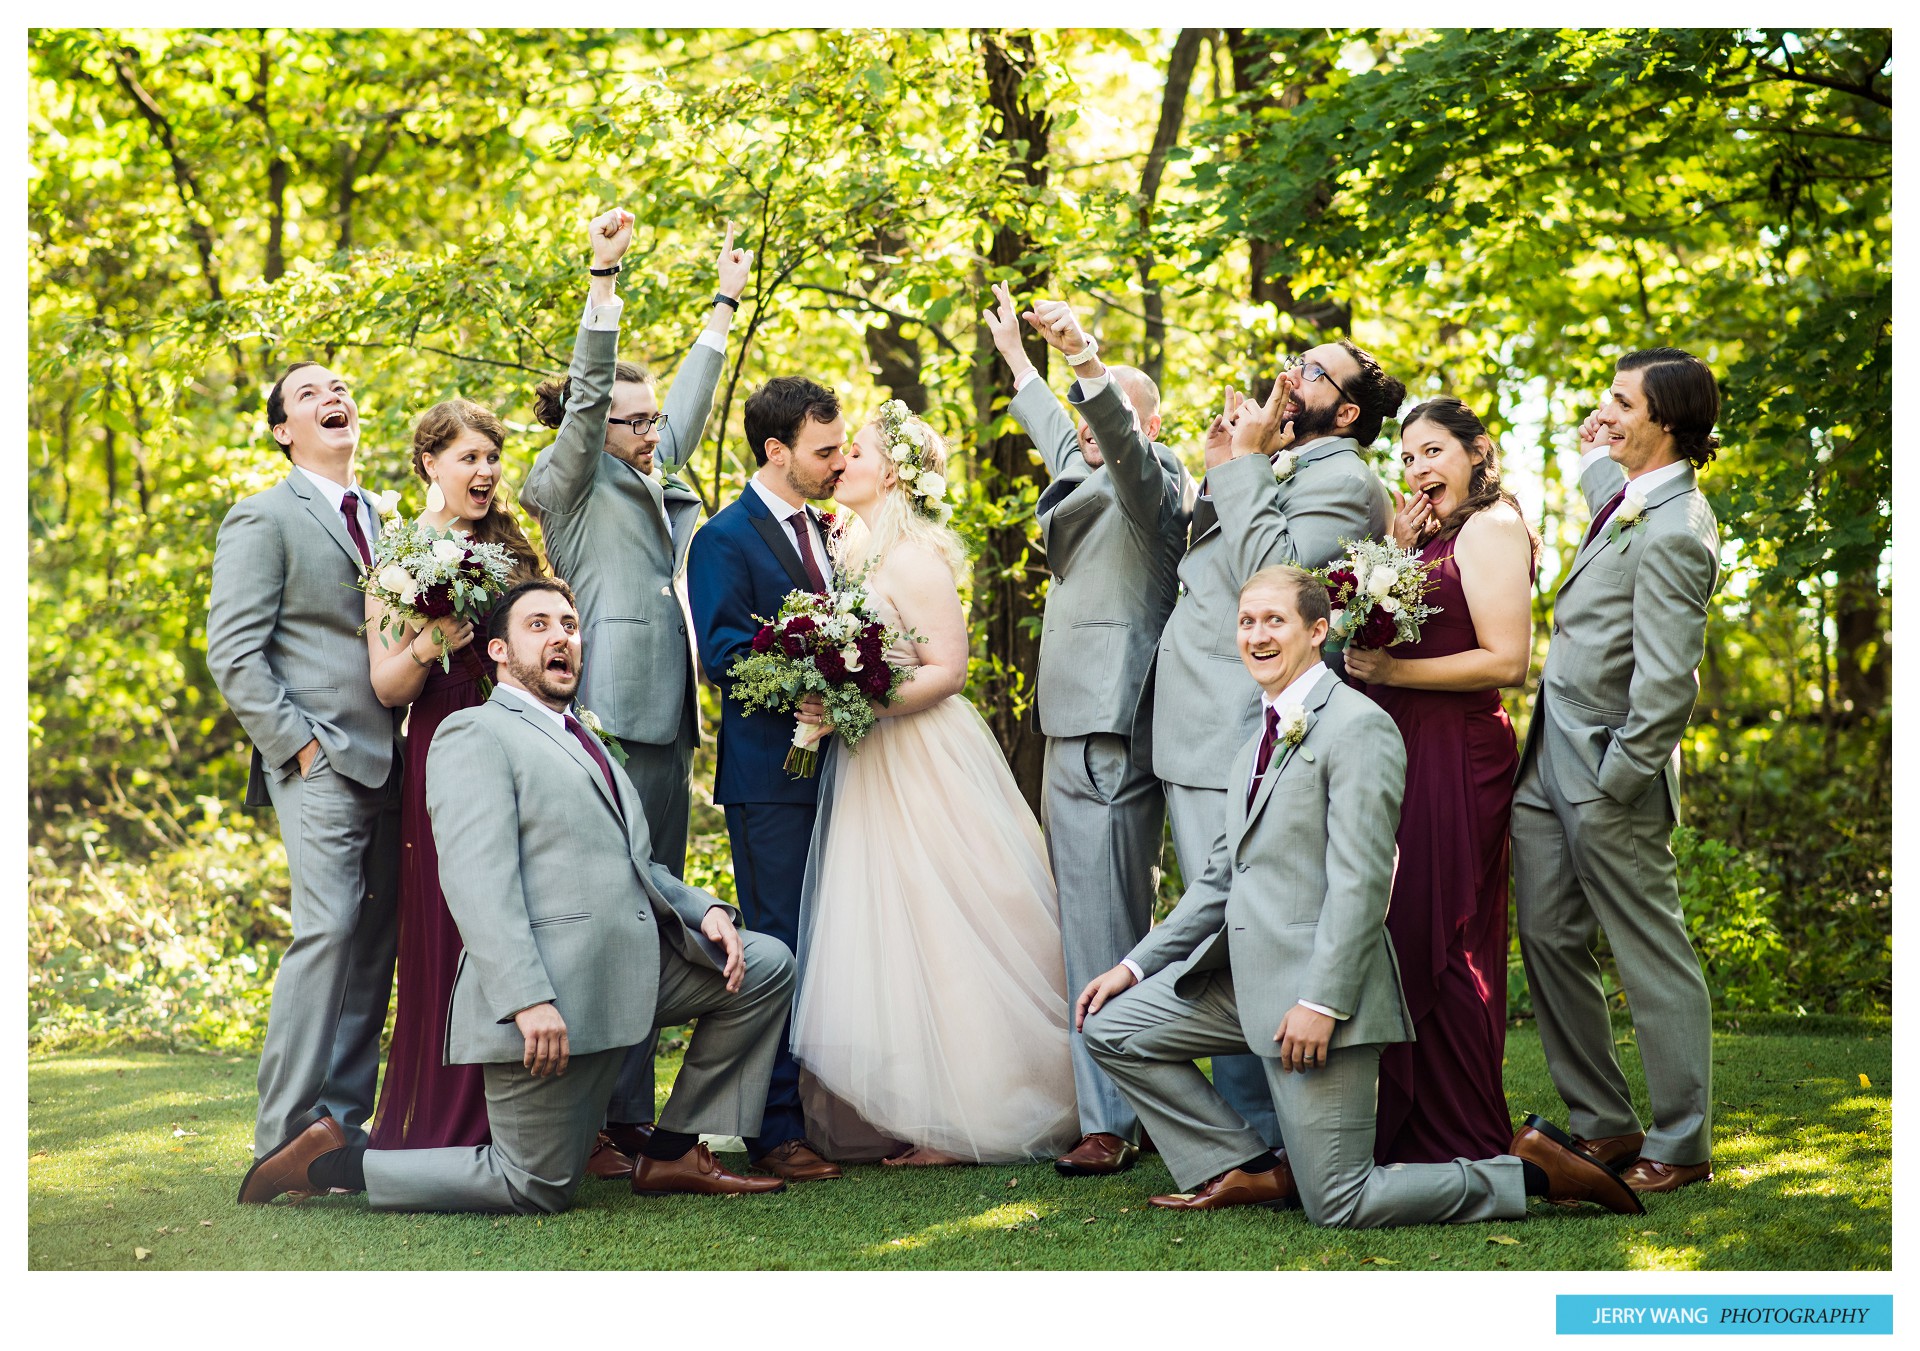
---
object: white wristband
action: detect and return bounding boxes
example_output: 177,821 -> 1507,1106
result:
1063,333 -> 1100,367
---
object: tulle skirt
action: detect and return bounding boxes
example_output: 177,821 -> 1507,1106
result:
791,695 -> 1079,1163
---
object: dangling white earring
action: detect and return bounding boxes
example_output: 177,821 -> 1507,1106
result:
425,479 -> 447,513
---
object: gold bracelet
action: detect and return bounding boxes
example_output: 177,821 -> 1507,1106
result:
408,641 -> 432,668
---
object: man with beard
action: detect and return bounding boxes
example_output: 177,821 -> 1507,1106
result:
1148,340 -> 1400,1144
236,579 -> 798,1212
684,376 -> 848,1184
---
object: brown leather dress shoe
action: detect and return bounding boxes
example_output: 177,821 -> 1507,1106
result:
754,1138 -> 843,1182
1573,1130 -> 1646,1170
632,1143 -> 787,1196
237,1114 -> 347,1205
586,1132 -> 637,1181
1055,1133 -> 1141,1176
1620,1157 -> 1712,1193
1510,1115 -> 1644,1215
1148,1158 -> 1296,1212
600,1121 -> 655,1157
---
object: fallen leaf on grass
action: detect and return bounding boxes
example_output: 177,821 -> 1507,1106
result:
1024,1209 -> 1038,1220
1360,1256 -> 1396,1265
1082,1217 -> 1099,1225
1639,1230 -> 1657,1236
171,1128 -> 198,1138
1171,1237 -> 1183,1244
133,1248 -> 150,1261
1005,1177 -> 1019,1188
1486,1234 -> 1521,1246
1859,1073 -> 1872,1088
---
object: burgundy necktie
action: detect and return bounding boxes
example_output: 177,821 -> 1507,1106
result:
1582,486 -> 1629,547
788,513 -> 828,592
1246,704 -> 1282,809
339,491 -> 373,568
564,714 -> 621,806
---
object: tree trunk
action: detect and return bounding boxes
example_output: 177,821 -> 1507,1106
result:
862,226 -> 928,413
1135,29 -> 1205,389
254,35 -> 287,284
972,30 -> 1052,813
1831,573 -> 1889,722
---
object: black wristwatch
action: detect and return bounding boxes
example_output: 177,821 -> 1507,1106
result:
712,292 -> 740,311
589,263 -> 621,277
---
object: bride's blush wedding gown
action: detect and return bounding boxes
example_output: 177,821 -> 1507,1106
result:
790,583 -> 1078,1163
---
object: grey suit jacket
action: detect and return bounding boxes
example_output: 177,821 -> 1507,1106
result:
1010,377 -> 1189,740
521,324 -> 718,745
205,470 -> 401,797
1151,441 -> 1391,790
1521,456 -> 1720,817
1126,668 -> 1414,1054
425,690 -> 737,1065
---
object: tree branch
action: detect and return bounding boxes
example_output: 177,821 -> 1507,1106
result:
789,284 -> 962,354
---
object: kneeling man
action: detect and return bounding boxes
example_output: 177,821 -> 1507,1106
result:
1078,566 -> 1642,1226
241,579 -> 794,1211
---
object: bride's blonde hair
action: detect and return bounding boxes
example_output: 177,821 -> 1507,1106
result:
831,410 -> 970,582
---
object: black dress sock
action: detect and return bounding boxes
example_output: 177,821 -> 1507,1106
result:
1237,1151 -> 1282,1175
308,1146 -> 367,1192
638,1128 -> 700,1162
1521,1161 -> 1550,1196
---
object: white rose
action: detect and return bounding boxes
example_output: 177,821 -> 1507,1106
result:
835,590 -> 860,614
396,575 -> 419,606
1280,706 -> 1308,743
916,471 -> 948,500
1271,450 -> 1298,481
882,399 -> 909,420
1366,566 -> 1397,598
841,645 -> 864,673
1380,595 -> 1401,614
889,441 -> 915,463
1616,490 -> 1647,524
376,564 -> 414,596
431,538 -> 465,564
897,463 -> 919,483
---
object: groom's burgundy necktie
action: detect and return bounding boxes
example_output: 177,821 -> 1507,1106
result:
1582,486 -> 1629,547
564,714 -> 621,807
1246,704 -> 1282,809
338,491 -> 374,568
787,513 -> 828,592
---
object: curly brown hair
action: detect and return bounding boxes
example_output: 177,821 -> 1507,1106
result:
411,399 -> 545,583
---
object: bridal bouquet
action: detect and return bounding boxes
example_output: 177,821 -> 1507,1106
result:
360,518 -> 518,671
1317,538 -> 1442,651
727,582 -> 916,776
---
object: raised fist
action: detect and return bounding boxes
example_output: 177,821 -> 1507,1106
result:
589,208 -> 635,269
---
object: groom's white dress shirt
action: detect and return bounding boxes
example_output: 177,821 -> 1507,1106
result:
749,476 -> 831,581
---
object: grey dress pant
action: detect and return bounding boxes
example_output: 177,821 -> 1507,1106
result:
255,747 -> 399,1156
1513,718 -> 1713,1164
1162,782 -> 1283,1149
365,930 -> 793,1214
1043,730 -> 1165,1140
1085,964 -> 1525,1228
607,725 -> 698,1124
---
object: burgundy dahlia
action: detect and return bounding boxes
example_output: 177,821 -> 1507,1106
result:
750,625 -> 776,654
1356,606 -> 1398,650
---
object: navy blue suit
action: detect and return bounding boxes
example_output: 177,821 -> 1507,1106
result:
686,485 -> 828,1155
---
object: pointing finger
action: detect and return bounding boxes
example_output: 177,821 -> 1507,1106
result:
722,219 -> 735,254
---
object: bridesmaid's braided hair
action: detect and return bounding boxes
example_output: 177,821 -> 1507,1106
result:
1399,398 -> 1540,564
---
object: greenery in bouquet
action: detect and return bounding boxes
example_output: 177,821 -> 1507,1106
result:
359,518 -> 517,671
1317,538 -> 1442,651
727,583 -> 918,776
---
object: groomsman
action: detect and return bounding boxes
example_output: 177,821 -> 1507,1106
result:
1514,348 -> 1723,1193
684,375 -> 850,1184
238,580 -> 795,1211
1077,567 -> 1643,1225
1150,342 -> 1400,1142
206,361 -> 402,1174
521,209 -> 748,1168
984,285 -> 1189,1177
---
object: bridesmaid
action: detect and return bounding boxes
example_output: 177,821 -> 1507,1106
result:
1343,397 -> 1538,1164
365,399 -> 545,1150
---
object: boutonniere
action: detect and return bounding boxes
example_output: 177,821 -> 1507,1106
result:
367,488 -> 402,517
575,707 -> 630,766
1271,449 -> 1299,483
1279,705 -> 1309,747
1604,489 -> 1649,553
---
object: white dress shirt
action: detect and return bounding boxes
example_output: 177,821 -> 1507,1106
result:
749,475 -> 831,580
583,294 -> 727,357
1578,443 -> 1691,498
1121,661 -> 1348,1021
492,681 -> 570,731
295,464 -> 378,544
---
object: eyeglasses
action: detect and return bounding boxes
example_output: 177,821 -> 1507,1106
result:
608,412 -> 670,436
1282,354 -> 1353,404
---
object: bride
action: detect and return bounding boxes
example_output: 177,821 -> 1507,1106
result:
789,401 -> 1079,1166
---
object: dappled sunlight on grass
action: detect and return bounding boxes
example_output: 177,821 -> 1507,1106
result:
863,1200 -> 1058,1256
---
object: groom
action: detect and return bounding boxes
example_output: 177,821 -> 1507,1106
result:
206,361 -> 402,1179
1078,567 -> 1643,1226
237,579 -> 795,1211
684,375 -> 848,1183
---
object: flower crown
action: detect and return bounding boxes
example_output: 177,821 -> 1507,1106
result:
877,399 -> 954,525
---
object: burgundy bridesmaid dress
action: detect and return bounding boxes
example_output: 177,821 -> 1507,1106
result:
367,639 -> 493,1150
1362,536 -> 1518,1164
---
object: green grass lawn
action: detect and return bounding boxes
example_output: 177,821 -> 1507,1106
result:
27,1015 -> 1889,1271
